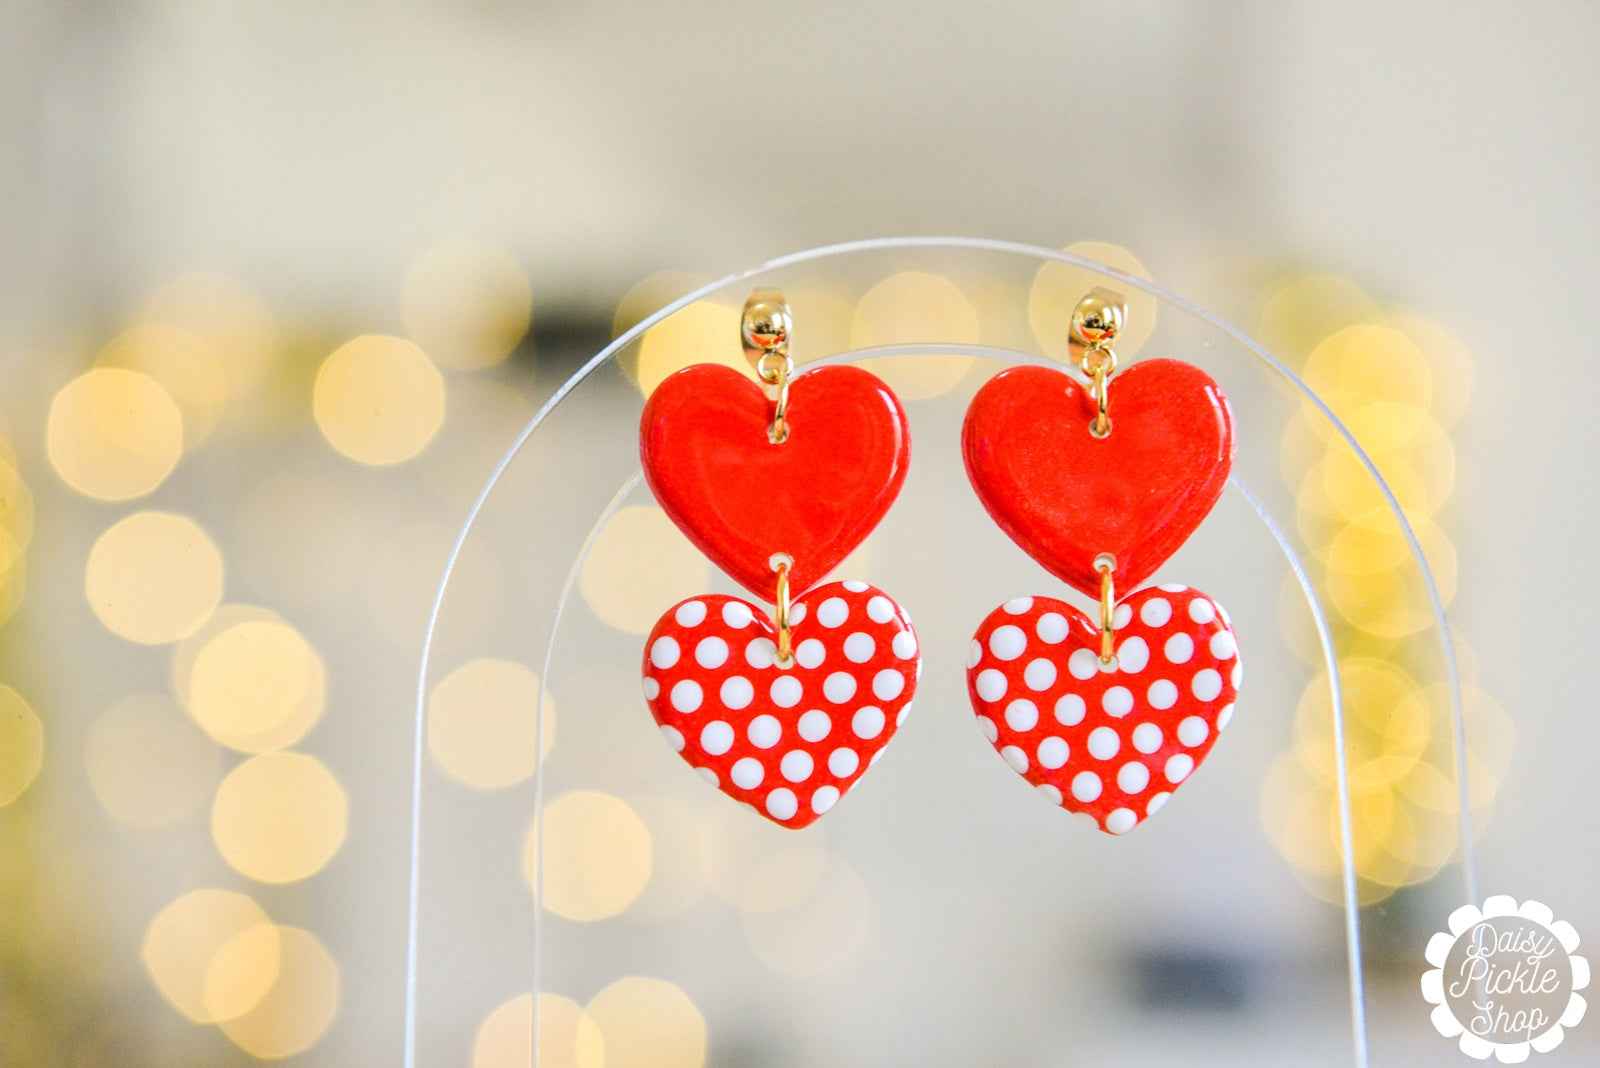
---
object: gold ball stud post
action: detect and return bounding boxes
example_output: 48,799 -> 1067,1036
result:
1070,286 -> 1127,352
741,290 -> 793,367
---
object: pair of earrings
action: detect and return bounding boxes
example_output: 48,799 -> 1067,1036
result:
638,288 -> 1239,834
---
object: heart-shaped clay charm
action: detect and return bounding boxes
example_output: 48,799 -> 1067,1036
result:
966,585 -> 1240,834
962,359 -> 1235,599
641,363 -> 910,602
643,581 -> 919,828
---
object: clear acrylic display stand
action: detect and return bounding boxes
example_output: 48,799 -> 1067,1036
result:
406,238 -> 1473,1066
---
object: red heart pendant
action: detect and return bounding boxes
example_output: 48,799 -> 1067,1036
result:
641,364 -> 910,602
643,581 -> 919,828
966,585 -> 1240,834
962,359 -> 1235,598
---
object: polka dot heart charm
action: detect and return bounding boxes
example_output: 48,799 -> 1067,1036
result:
967,587 -> 1239,834
644,584 -> 918,828
638,291 -> 918,826
961,287 -> 1241,833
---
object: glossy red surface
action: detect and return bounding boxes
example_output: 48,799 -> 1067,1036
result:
641,363 -> 910,602
962,359 -> 1234,598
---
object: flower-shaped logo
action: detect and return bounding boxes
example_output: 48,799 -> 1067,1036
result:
1423,895 -> 1589,1061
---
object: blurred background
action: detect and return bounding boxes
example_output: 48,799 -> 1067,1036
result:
1,1 -> 1597,1065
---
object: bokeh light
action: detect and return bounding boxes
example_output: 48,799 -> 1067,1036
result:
215,926 -> 340,1059
314,334 -> 446,465
84,693 -> 220,827
182,617 -> 326,752
0,685 -> 44,806
429,658 -> 555,789
84,512 -> 224,644
622,794 -> 708,923
402,240 -> 533,371
579,506 -> 708,636
96,324 -> 228,448
583,977 -> 705,1068
523,791 -> 652,922
474,992 -> 604,1068
47,368 -> 183,500
141,889 -> 274,1023
136,273 -> 279,403
850,271 -> 978,399
211,752 -> 348,883
1027,241 -> 1156,360
635,300 -> 744,396
203,923 -> 282,1023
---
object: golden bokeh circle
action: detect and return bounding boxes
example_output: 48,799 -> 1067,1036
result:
85,512 -> 223,645
523,791 -> 653,922
96,324 -> 228,447
583,977 -> 705,1068
402,240 -> 532,371
578,506 -> 708,636
1028,241 -> 1156,361
1303,324 -> 1432,409
216,926 -> 340,1059
1254,273 -> 1379,363
211,752 -> 348,883
202,923 -> 282,1024
313,335 -> 446,465
474,992 -> 604,1068
185,618 -> 325,752
136,273 -> 279,401
47,368 -> 184,500
0,686 -> 44,807
141,889 -> 273,1023
84,693 -> 219,827
429,658 -> 555,790
635,301 -> 744,396
850,272 -> 979,400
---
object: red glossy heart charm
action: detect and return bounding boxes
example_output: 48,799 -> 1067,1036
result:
966,585 -> 1240,834
643,581 -> 919,828
962,359 -> 1235,598
641,364 -> 910,602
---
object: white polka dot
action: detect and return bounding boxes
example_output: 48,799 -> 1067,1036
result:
1159,583 -> 1188,593
1140,598 -> 1172,627
842,579 -> 869,593
696,767 -> 718,786
722,601 -> 754,628
795,639 -> 825,669
1054,693 -> 1086,726
674,600 -> 707,627
748,715 -> 781,749
720,676 -> 754,710
1147,791 -> 1171,815
1004,699 -> 1039,732
1102,686 -> 1134,717
852,705 -> 885,739
1178,716 -> 1209,747
975,668 -> 1008,703
976,716 -> 999,743
1037,736 -> 1069,769
1147,679 -> 1178,710
1165,753 -> 1195,783
828,747 -> 860,777
872,669 -> 904,701
1192,668 -> 1223,701
1232,660 -> 1244,689
671,679 -> 703,713
823,672 -> 857,703
1189,598 -> 1216,624
780,750 -> 814,782
788,603 -> 807,625
843,632 -> 876,663
892,630 -> 918,659
1024,659 -> 1057,691
1116,636 -> 1149,673
746,638 -> 777,669
765,788 -> 798,820
770,675 -> 803,708
1087,726 -> 1120,760
967,640 -> 983,669
700,721 -> 734,755
1071,771 -> 1103,802
649,636 -> 680,669
1004,596 -> 1034,615
989,625 -> 1027,662
1068,648 -> 1099,680
1217,703 -> 1235,731
642,677 -> 659,700
817,597 -> 849,628
1131,723 -> 1163,754
660,725 -> 685,752
1210,630 -> 1237,660
1117,761 -> 1150,794
1163,633 -> 1194,664
1036,613 -> 1069,644
811,785 -> 840,814
1001,745 -> 1028,772
1037,783 -> 1063,805
798,709 -> 832,742
867,596 -> 896,623
731,757 -> 764,789
1104,808 -> 1138,834
695,636 -> 729,668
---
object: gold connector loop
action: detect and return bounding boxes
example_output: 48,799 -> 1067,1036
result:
773,561 -> 794,663
1071,287 -> 1127,439
1095,554 -> 1117,665
742,290 -> 793,444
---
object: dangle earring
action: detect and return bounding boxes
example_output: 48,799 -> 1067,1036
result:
961,287 -> 1240,835
639,291 -> 920,828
